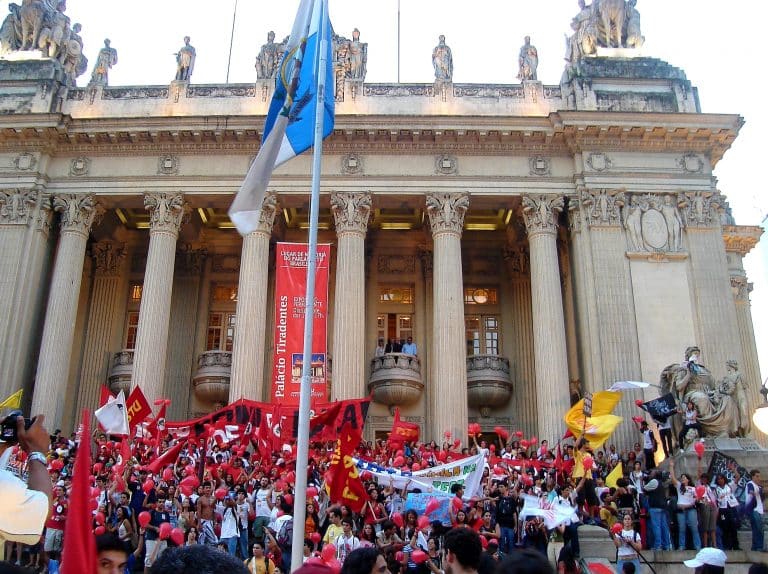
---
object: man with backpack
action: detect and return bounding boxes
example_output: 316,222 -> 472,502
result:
274,500 -> 294,573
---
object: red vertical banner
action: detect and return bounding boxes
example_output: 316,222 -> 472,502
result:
271,242 -> 330,405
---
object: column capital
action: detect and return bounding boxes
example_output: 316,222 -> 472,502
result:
731,274 -> 752,303
0,189 -> 52,234
248,191 -> 279,236
53,193 -> 101,236
330,191 -> 372,235
580,188 -> 625,228
144,192 -> 188,235
425,192 -> 469,236
679,191 -> 724,229
522,194 -> 564,236
91,240 -> 126,276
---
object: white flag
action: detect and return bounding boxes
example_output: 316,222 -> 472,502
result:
95,390 -> 129,436
608,380 -> 650,391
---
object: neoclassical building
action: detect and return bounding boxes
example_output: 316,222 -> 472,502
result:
0,20 -> 763,449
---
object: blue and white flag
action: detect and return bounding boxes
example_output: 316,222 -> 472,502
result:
229,0 -> 334,235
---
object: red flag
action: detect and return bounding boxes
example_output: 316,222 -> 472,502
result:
98,386 -> 115,407
145,440 -> 186,475
61,410 -> 96,574
147,399 -> 169,446
326,418 -> 367,513
118,438 -> 131,468
309,402 -> 342,443
388,408 -> 419,449
125,386 -> 152,431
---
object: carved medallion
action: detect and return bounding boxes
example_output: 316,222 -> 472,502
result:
341,153 -> 363,175
528,156 -> 550,176
586,152 -> 612,172
435,155 -> 458,175
677,153 -> 704,174
641,208 -> 667,250
70,157 -> 90,176
157,155 -> 180,175
13,153 -> 37,171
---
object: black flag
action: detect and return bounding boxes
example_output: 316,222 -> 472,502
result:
641,393 -> 678,422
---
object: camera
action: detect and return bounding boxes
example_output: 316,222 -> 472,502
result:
0,410 -> 34,444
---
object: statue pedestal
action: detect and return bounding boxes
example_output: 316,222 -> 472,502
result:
665,436 -> 768,478
0,57 -> 64,114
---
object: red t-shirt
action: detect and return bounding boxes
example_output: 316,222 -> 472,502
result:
46,496 -> 68,530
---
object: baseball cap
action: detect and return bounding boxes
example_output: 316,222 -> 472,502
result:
683,548 -> 727,568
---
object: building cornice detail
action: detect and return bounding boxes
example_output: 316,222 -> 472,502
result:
722,225 -> 763,256
581,188 -> 625,228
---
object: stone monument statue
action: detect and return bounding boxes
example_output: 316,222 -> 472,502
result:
175,36 -> 195,81
0,4 -> 22,55
660,347 -> 750,442
60,21 -> 85,87
89,38 -> 117,86
517,36 -> 538,81
346,28 -> 367,81
625,0 -> 644,49
255,31 -> 283,80
432,34 -> 453,82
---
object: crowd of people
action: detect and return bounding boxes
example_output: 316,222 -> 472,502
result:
3,405 -> 768,574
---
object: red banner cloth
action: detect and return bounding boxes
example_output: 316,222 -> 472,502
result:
388,407 -> 419,448
271,243 -> 330,405
125,386 -> 152,431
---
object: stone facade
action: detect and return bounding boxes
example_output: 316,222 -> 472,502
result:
0,51 -> 761,450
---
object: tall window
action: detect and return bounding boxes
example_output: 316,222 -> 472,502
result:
123,283 -> 142,349
465,315 -> 500,356
206,312 -> 236,352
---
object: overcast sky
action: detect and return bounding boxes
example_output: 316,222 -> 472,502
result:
4,0 -> 766,380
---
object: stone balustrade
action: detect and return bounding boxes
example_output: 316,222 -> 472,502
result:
368,353 -> 424,407
192,350 -> 232,403
108,349 -> 134,395
466,354 -> 513,416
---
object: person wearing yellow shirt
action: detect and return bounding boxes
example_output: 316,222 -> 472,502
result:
323,509 -> 344,546
244,542 -> 275,574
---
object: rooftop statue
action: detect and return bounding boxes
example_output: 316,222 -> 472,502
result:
175,36 -> 195,81
0,0 -> 87,86
517,36 -> 538,81
660,347 -> 751,442
255,30 -> 284,80
432,34 -> 453,82
89,38 -> 117,86
346,28 -> 367,81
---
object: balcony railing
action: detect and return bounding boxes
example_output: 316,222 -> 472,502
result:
368,353 -> 424,407
466,354 -> 513,416
192,350 -> 232,403
108,349 -> 134,396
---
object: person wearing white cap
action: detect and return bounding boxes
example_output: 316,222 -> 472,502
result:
683,547 -> 726,573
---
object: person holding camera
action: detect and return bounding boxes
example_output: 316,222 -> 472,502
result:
0,412 -> 53,560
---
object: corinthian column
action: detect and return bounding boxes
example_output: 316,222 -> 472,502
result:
522,194 -> 571,444
330,192 -> 372,400
230,193 -> 278,402
131,193 -> 187,403
32,194 -> 100,428
426,192 -> 469,443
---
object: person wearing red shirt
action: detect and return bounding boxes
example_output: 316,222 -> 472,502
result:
42,484 -> 68,570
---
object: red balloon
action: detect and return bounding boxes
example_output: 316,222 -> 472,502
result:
142,479 -> 155,494
611,523 -> 623,536
320,543 -> 336,563
694,441 -> 705,459
286,471 -> 296,484
392,513 -> 404,528
520,440 -> 530,449
90,486 -> 101,499
444,430 -> 451,439
489,444 -> 496,452
94,525 -> 106,536
170,527 -> 185,546
310,532 -> 322,545
425,498 -> 440,515
515,431 -> 524,438
411,550 -> 428,564
452,439 -> 461,450
412,463 -> 421,471
479,536 -> 489,550
635,399 -> 644,407
214,487 -> 227,501
159,522 -> 172,540
162,467 -> 174,482
113,476 -> 125,492
50,459 -> 64,471
89,498 -> 99,512
325,558 -> 342,574
94,511 -> 106,526
529,437 -> 538,445
393,456 -> 405,467
631,416 -> 643,424
452,497 -> 463,510
417,515 -> 430,530
306,486 -> 318,499
180,484 -> 193,497
695,485 -> 707,499
437,451 -> 448,462
93,462 -> 103,474
138,511 -> 151,528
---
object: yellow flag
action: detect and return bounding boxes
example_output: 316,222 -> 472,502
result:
605,460 -> 623,488
564,391 -> 623,449
0,389 -> 22,409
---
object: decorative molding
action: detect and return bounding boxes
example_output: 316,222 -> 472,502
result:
157,155 -> 180,175
53,194 -> 101,235
91,240 -> 126,276
567,199 -> 583,234
730,275 -> 752,303
363,84 -> 434,97
144,192 -> 188,235
452,84 -> 524,99
585,152 -> 612,172
69,156 -> 90,176
677,153 -> 704,174
341,153 -> 363,175
679,191 -> 723,229
186,85 -> 256,98
528,156 -> 550,176
249,191 -> 278,235
12,152 -> 37,171
581,189 -> 625,227
330,191 -> 372,235
425,192 -> 469,235
435,154 -> 458,175
0,189 -> 36,225
377,255 -> 416,274
521,194 -> 564,236
503,244 -> 530,276
102,87 -> 169,100
721,225 -> 763,256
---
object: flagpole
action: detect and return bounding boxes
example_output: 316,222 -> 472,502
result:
226,0 -> 238,83
291,0 -> 329,570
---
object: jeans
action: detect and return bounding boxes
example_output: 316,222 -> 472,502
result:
750,511 -> 765,551
499,526 -> 516,554
616,558 -> 641,574
224,536 -> 238,556
238,527 -> 249,559
659,428 -> 673,457
677,507 -> 701,550
649,508 -> 671,550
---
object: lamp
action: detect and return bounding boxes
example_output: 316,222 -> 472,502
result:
752,378 -> 768,435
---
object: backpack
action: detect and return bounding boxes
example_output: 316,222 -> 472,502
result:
277,517 -> 294,548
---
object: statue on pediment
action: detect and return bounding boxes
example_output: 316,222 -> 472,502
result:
0,4 -> 21,54
60,22 -> 85,87
432,35 -> 453,82
347,28 -> 367,80
255,31 -> 284,80
89,38 -> 117,86
175,36 -> 195,81
517,36 -> 538,81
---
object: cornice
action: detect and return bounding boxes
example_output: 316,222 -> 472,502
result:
722,225 -> 763,256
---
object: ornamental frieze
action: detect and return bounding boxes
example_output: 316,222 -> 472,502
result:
91,241 -> 126,276
144,192 -> 188,234
581,189 -> 625,227
623,193 -> 685,255
678,191 -> 723,229
0,189 -> 37,225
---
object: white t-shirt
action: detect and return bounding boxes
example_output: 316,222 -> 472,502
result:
0,468 -> 49,547
617,529 -> 641,558
677,485 -> 696,508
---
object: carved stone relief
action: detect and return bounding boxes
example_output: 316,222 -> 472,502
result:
92,241 -> 126,276
679,191 -> 722,229
677,153 -> 704,174
581,189 -> 625,227
586,152 -> 612,172
157,155 -> 180,175
70,156 -> 91,176
435,155 -> 458,175
341,153 -> 363,175
176,245 -> 207,275
0,189 -> 36,225
503,244 -> 530,275
377,255 -> 416,274
212,254 -> 240,273
528,156 -> 551,176
417,246 -> 433,279
521,194 -> 564,235
53,194 -> 101,235
330,192 -> 372,235
623,194 -> 684,254
12,153 -> 37,171
730,275 -> 751,303
144,192 -> 188,234
425,192 -> 469,235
